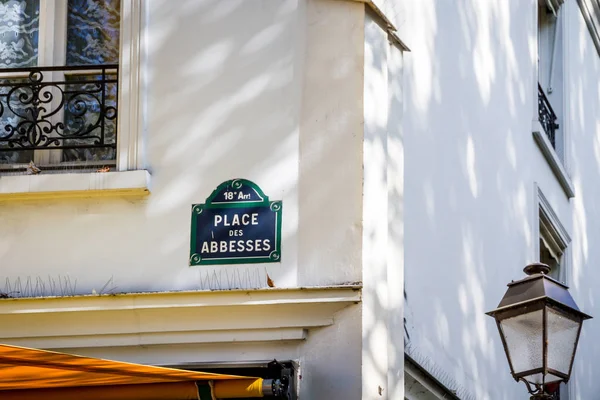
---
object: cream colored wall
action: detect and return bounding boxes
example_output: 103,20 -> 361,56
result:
297,0 -> 364,287
0,0 -> 365,295
0,1 -> 391,399
298,2 -> 365,398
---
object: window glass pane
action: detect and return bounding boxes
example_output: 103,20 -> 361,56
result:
0,0 -> 39,68
64,0 -> 119,162
539,209 -> 566,281
66,0 -> 120,66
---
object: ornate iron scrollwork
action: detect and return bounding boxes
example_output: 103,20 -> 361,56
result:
538,84 -> 559,149
0,64 -> 118,152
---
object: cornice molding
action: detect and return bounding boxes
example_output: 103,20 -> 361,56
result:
0,286 -> 361,350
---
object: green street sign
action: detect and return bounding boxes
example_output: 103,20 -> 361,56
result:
190,179 -> 282,266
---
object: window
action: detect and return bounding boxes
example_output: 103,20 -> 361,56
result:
0,0 -> 142,174
535,186 -> 570,283
535,185 -> 571,399
539,207 -> 567,282
537,0 -> 565,160
534,1 -> 573,197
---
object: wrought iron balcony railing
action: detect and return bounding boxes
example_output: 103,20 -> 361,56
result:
538,83 -> 559,149
0,64 -> 118,156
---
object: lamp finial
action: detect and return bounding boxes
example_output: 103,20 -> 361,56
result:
523,262 -> 551,276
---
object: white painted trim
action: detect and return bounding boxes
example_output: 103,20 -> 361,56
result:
0,287 -> 360,350
388,31 -> 410,51
538,3 -> 568,165
33,2 -> 68,165
117,0 -> 146,171
532,122 -> 575,198
4,328 -> 307,350
563,0 -> 572,174
545,0 -> 566,16
537,185 -> 571,245
577,0 -> 600,57
0,286 -> 361,312
533,183 -> 572,284
0,170 -> 151,201
533,0 -> 540,120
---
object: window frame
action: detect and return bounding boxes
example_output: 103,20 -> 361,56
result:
532,183 -> 571,284
538,2 -> 565,157
116,0 -> 145,172
532,0 -> 574,198
0,0 -> 145,172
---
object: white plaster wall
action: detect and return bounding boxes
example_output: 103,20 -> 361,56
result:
395,0 -> 586,398
386,32 -> 405,400
362,11 -> 390,400
361,9 -> 405,400
0,0 -> 366,295
562,1 -> 600,399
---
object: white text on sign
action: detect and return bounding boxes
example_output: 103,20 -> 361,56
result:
214,213 -> 259,227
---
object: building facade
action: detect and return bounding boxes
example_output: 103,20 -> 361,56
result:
399,0 -> 600,399
0,0 -> 599,399
0,0 -> 403,399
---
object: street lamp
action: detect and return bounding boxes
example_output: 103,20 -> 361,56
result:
486,263 -> 592,400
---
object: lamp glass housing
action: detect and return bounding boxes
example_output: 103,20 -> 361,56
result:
499,308 -> 543,381
547,307 -> 581,376
494,303 -> 583,386
487,264 -> 591,393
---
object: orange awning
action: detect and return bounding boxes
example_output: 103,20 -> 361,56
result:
0,344 -> 266,400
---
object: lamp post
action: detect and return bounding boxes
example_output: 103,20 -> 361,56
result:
486,263 -> 591,400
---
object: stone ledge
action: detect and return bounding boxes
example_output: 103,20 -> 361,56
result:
0,286 -> 361,350
532,122 -> 575,198
0,169 -> 151,201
